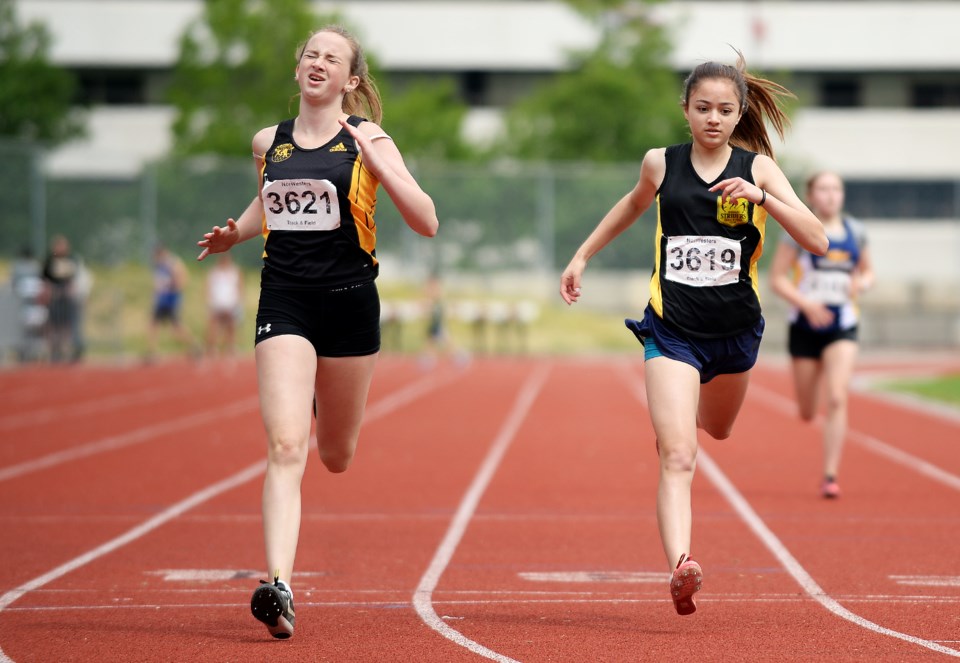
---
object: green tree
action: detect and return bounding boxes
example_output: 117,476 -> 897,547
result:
382,78 -> 475,161
503,0 -> 687,162
0,0 -> 82,143
167,0 -> 339,156
167,0 -> 473,160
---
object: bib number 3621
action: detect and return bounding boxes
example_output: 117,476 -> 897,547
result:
262,178 -> 340,231
665,235 -> 742,287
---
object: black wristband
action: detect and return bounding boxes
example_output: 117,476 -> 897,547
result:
758,189 -> 767,206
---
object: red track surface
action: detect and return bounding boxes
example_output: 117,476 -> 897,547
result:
1,354 -> 958,662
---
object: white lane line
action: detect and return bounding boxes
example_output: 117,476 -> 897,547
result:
413,364 -> 550,663
0,398 -> 259,483
620,370 -> 960,658
890,576 -> 960,587
749,383 -> 960,492
517,571 -> 668,584
0,361 -> 467,485
0,369 -> 459,663
697,451 -> 960,657
6,593 -> 960,614
0,386 -> 176,431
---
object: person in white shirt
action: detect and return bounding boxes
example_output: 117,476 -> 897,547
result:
205,252 -> 244,357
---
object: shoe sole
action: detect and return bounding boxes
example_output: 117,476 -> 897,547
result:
251,585 -> 294,639
671,562 -> 703,616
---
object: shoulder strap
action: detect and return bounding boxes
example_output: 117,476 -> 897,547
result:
273,118 -> 295,143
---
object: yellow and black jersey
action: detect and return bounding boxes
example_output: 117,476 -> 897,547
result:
649,143 -> 767,338
259,115 -> 379,288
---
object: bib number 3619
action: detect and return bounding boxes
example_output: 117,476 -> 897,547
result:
665,235 -> 742,287
262,178 -> 340,231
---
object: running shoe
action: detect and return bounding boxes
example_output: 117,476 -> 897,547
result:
670,553 -> 703,616
251,577 -> 296,639
821,478 -> 841,499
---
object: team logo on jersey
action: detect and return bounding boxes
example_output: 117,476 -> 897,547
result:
823,248 -> 854,268
329,142 -> 347,152
716,196 -> 749,227
270,143 -> 294,162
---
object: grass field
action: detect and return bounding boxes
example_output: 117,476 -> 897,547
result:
880,374 -> 960,407
3,260 -> 640,361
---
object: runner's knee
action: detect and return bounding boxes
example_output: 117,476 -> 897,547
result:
659,443 -> 697,473
318,448 -> 354,474
267,432 -> 309,467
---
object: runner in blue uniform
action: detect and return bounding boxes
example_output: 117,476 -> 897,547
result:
197,26 -> 438,639
770,171 -> 874,499
560,52 -> 828,616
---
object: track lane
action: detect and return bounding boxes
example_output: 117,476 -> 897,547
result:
434,359 -> 960,661
1,357 -> 958,661
0,358 -> 534,662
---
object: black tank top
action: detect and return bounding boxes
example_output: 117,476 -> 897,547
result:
259,115 -> 379,288
649,143 -> 767,338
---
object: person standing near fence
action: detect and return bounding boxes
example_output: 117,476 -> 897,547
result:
41,235 -> 81,363
146,244 -> 197,361
196,25 -> 438,640
204,252 -> 244,358
559,52 -> 827,616
769,171 -> 874,499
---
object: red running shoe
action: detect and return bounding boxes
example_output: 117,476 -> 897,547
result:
670,553 -> 703,616
821,478 -> 841,499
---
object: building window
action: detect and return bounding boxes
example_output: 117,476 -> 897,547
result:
76,70 -> 146,105
912,83 -> 960,108
844,180 -> 957,219
820,79 -> 861,108
461,71 -> 488,106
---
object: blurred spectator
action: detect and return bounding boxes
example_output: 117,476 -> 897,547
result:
11,245 -> 46,362
71,256 -> 93,361
419,273 -> 467,367
147,244 -> 198,361
205,252 -> 244,358
41,235 -> 82,363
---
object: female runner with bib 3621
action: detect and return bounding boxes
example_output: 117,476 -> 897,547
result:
560,52 -> 827,616
196,26 -> 438,640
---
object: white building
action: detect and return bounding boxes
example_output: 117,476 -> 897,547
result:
14,0 -> 960,315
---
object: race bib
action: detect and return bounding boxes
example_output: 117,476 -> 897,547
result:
664,235 -> 742,287
803,270 -> 851,305
262,178 -> 340,231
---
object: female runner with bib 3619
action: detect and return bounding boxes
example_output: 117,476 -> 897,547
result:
196,25 -> 438,640
560,52 -> 827,617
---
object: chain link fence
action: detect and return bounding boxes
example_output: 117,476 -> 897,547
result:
0,141 -> 661,274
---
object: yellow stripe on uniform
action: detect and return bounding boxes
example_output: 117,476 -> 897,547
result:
349,154 -> 379,266
649,193 -> 665,317
748,206 -> 768,303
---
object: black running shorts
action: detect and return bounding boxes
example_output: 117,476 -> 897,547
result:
788,322 -> 858,360
254,280 -> 380,357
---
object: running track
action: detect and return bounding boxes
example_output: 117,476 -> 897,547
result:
0,354 -> 958,662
